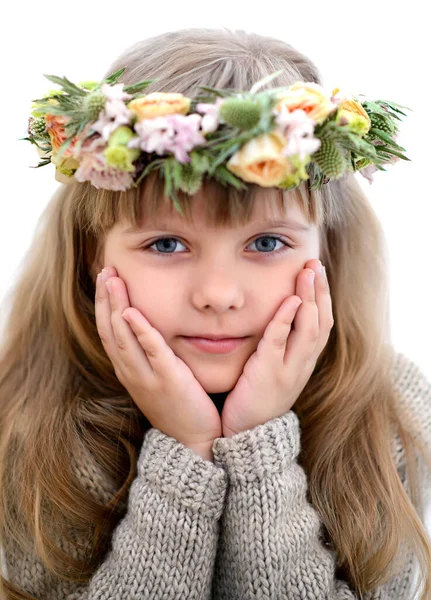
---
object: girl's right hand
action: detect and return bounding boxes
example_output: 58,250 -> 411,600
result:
95,266 -> 222,458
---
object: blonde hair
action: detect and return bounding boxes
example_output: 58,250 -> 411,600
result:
1,27 -> 430,600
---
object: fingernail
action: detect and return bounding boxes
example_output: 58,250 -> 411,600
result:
323,266 -> 327,279
98,269 -> 109,283
105,281 -> 112,295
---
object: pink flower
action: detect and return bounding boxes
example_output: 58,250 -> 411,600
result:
91,83 -> 133,141
130,113 -> 207,163
274,107 -> 321,161
129,115 -> 175,154
73,133 -> 134,191
73,133 -> 106,160
359,164 -> 379,184
196,98 -> 225,134
101,83 -> 133,103
168,114 -> 207,162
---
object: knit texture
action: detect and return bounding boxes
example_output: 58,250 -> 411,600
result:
2,351 -> 430,599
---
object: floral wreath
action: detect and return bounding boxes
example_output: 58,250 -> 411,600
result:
23,67 -> 411,214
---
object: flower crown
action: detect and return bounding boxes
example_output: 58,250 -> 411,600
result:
24,67 -> 410,213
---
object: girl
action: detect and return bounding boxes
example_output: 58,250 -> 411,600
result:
1,27 -> 431,600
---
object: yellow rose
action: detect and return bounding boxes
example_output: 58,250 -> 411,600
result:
51,154 -> 80,183
274,82 -> 337,125
226,131 -> 303,187
335,99 -> 371,136
55,169 -> 77,184
128,93 -> 191,121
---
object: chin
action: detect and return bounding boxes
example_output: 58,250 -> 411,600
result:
196,372 -> 240,394
176,352 -> 244,393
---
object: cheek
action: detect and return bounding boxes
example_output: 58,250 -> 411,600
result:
127,282 -> 179,336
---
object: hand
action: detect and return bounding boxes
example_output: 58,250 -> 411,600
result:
220,259 -> 334,437
95,267 -> 222,453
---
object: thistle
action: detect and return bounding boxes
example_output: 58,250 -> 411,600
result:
312,138 -> 346,179
219,99 -> 261,130
83,91 -> 107,121
29,116 -> 50,140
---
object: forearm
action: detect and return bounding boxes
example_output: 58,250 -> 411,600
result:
211,411 -> 414,599
5,429 -> 227,600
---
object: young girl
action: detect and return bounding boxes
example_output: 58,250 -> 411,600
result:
1,27 -> 430,600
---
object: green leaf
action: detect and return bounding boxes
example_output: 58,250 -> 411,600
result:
29,104 -> 64,116
195,86 -> 236,99
212,165 -> 248,190
56,136 -> 75,157
32,94 -> 64,104
190,151 -> 210,173
376,148 -> 410,161
162,163 -> 184,214
171,159 -> 183,188
21,135 -> 52,153
376,99 -> 412,113
163,160 -> 173,196
134,158 -> 164,187
43,75 -> 87,97
30,158 -> 52,168
103,68 -> 126,85
124,80 -> 155,95
368,128 -> 404,148
208,142 -> 241,174
249,70 -> 284,95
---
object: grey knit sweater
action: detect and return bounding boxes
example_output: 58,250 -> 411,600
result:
3,351 -> 431,599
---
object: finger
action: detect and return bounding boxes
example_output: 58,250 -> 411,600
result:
284,268 -> 319,364
95,270 -> 123,368
260,295 -> 303,361
105,277 -> 157,376
313,265 -> 334,357
121,307 -> 183,377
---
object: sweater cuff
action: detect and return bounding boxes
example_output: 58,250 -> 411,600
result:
138,428 -> 228,520
212,411 -> 301,484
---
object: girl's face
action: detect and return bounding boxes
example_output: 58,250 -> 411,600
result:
98,189 -> 320,393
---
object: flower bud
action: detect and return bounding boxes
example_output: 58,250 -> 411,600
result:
83,91 -> 106,121
219,99 -> 261,130
312,139 -> 346,179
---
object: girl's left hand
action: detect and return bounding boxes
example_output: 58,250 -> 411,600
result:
220,259 -> 334,438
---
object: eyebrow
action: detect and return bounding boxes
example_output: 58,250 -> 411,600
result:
124,218 -> 310,234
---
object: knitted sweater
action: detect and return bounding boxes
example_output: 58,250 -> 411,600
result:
2,351 -> 431,599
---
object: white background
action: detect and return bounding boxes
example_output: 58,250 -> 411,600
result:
0,0 -> 430,585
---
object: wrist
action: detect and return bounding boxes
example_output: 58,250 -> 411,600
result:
183,441 -> 215,463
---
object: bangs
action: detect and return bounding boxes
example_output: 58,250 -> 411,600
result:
72,169 -> 324,237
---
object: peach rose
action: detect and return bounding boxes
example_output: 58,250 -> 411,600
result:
273,82 -> 337,125
127,92 -> 191,121
45,114 -> 78,158
226,131 -> 307,187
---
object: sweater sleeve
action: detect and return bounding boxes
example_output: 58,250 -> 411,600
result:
210,397 -> 426,600
4,428 -> 228,600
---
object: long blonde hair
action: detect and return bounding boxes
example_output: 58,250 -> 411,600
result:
1,27 -> 430,600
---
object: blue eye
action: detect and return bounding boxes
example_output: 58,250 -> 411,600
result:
142,235 -> 291,257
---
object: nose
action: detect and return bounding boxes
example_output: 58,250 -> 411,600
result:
190,264 -> 245,312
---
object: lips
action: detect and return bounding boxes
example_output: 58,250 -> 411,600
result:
181,336 -> 249,354
184,335 -> 247,340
